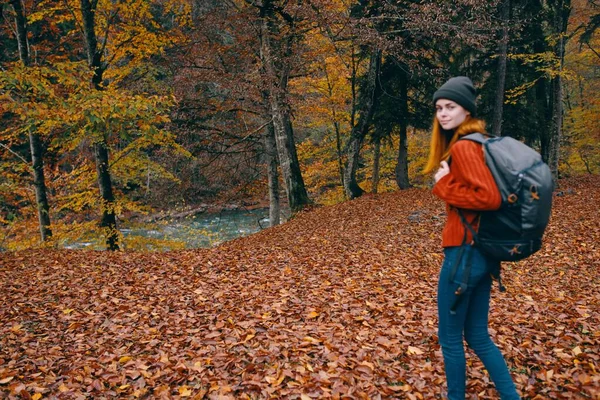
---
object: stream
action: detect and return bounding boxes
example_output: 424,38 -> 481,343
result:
65,208 -> 287,250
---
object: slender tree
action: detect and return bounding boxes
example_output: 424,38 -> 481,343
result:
548,0 -> 572,183
492,0 -> 510,137
258,0 -> 310,213
8,0 -> 52,241
394,64 -> 410,189
80,0 -> 119,250
343,50 -> 381,199
371,134 -> 381,194
262,92 -> 281,226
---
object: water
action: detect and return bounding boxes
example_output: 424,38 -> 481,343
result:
65,208 -> 284,250
128,208 -> 276,248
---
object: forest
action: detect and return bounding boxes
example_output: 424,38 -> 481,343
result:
1,1 -> 599,399
0,0 -> 598,250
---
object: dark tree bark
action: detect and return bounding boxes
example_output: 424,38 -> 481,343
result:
81,0 -> 103,89
371,135 -> 381,194
259,1 -> 310,213
548,74 -> 563,182
537,78 -> 551,158
395,124 -> 410,190
343,50 -> 381,199
29,131 -> 52,241
334,121 -> 345,196
492,0 -> 510,137
324,65 -> 346,197
94,142 -> 119,250
263,113 -> 281,227
394,67 -> 410,190
260,88 -> 281,226
10,0 -> 28,64
10,0 -> 52,241
80,0 -> 119,250
548,0 -> 571,184
533,22 -> 552,157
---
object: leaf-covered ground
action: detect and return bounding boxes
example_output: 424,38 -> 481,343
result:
1,176 -> 599,400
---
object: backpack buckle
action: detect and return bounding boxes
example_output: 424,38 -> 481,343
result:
509,244 -> 522,256
530,185 -> 540,201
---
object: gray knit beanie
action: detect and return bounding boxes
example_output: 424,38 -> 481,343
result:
433,76 -> 477,116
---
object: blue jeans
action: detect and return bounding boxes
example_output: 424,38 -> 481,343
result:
438,245 -> 520,400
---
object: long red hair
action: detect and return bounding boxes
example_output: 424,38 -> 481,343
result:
423,116 -> 487,174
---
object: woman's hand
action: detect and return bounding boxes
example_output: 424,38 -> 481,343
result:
434,161 -> 450,183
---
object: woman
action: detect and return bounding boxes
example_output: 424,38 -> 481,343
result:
425,76 -> 520,399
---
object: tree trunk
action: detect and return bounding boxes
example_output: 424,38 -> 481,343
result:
548,0 -> 571,184
395,126 -> 410,189
261,88 -> 280,226
395,67 -> 410,190
81,0 -> 120,250
537,78 -> 551,159
371,136 -> 381,194
334,122 -> 345,196
81,0 -> 103,89
533,24 -> 552,158
94,142 -> 119,250
343,50 -> 381,199
259,3 -> 310,213
10,0 -> 29,64
11,0 -> 52,241
272,95 -> 310,213
264,116 -> 280,227
29,131 -> 52,240
548,78 -> 562,184
492,0 -> 510,137
324,66 -> 346,197
344,134 -> 365,199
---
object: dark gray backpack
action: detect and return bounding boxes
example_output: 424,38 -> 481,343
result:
458,133 -> 554,261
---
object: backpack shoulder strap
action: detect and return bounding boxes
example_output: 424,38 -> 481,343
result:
458,132 -> 490,144
449,133 -> 489,165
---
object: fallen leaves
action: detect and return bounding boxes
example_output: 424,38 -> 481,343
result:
306,311 -> 320,319
0,377 -> 14,384
0,175 -> 599,398
406,346 -> 424,356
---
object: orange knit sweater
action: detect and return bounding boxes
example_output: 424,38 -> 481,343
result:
432,140 -> 502,247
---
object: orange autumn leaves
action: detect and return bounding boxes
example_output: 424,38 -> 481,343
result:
1,175 -> 599,399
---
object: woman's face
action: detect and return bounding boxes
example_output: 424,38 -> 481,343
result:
435,99 -> 470,130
